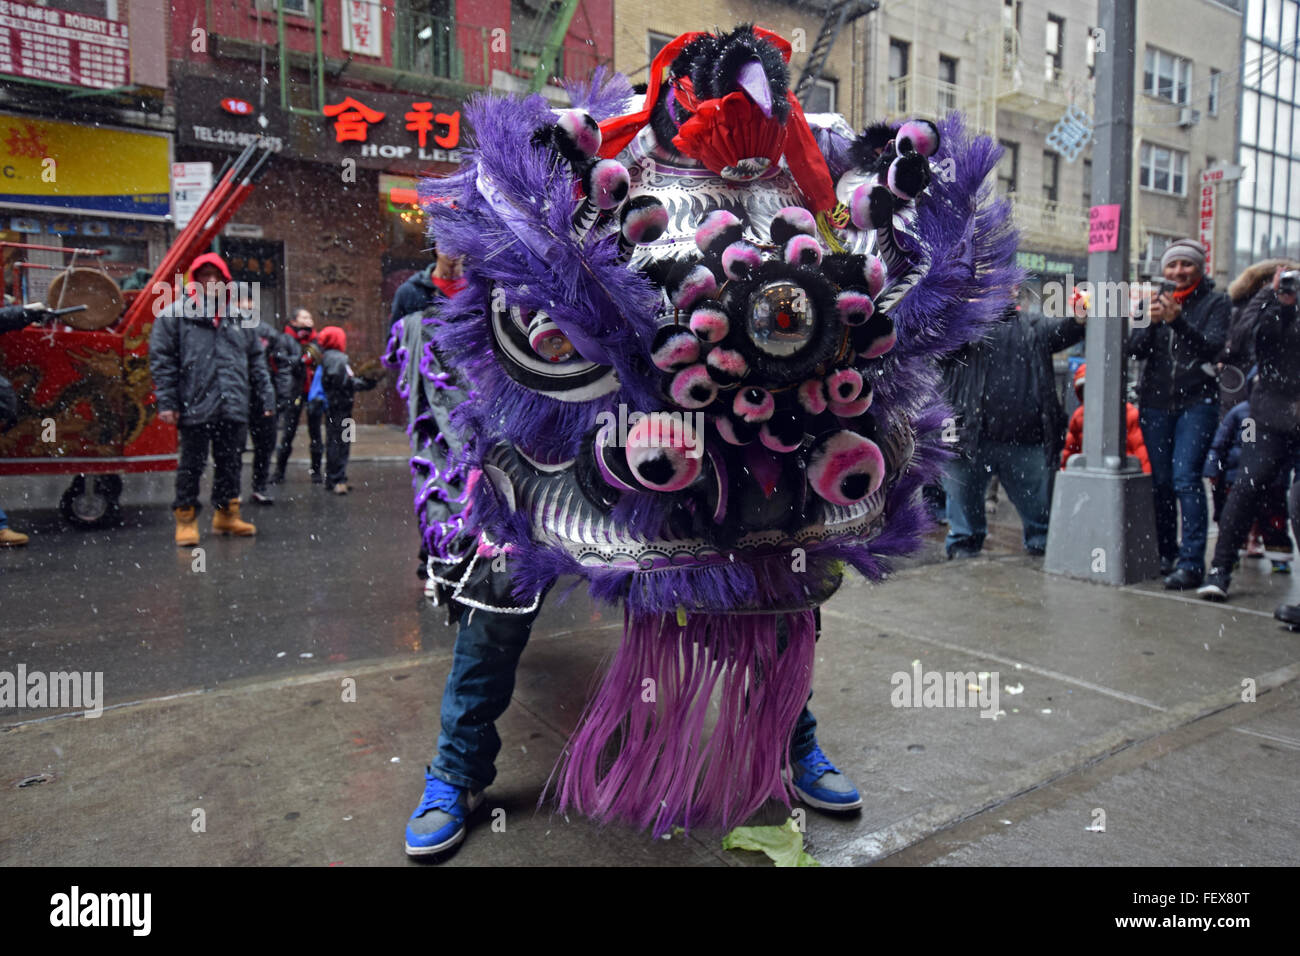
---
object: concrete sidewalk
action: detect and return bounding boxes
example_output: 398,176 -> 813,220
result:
3,531 -> 1296,866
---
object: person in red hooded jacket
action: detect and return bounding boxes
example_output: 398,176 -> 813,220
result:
149,252 -> 274,543
316,325 -> 377,494
1060,363 -> 1151,474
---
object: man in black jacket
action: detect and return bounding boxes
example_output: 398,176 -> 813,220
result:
940,299 -> 1086,558
245,302 -> 297,505
1130,239 -> 1231,589
149,253 -> 275,544
1200,268 -> 1300,601
274,308 -> 323,484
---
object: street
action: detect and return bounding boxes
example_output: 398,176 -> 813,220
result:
1,430 -> 1298,866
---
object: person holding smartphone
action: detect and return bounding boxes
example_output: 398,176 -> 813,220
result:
1129,239 -> 1231,589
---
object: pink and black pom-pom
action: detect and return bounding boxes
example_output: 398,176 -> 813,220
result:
835,290 -> 874,327
807,430 -> 885,505
852,312 -> 897,359
583,159 -> 630,210
895,119 -> 940,158
769,206 -> 817,246
826,367 -> 864,404
689,306 -> 730,343
759,408 -> 805,453
797,378 -> 828,415
620,196 -> 670,246
784,234 -> 822,268
706,347 -> 749,386
886,151 -> 931,201
713,412 -> 757,446
651,325 -> 701,372
721,241 -> 763,281
669,263 -> 719,311
733,386 -> 775,423
695,209 -> 746,256
625,413 -> 703,492
669,363 -> 719,408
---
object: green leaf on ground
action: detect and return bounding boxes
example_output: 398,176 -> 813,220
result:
722,818 -> 821,867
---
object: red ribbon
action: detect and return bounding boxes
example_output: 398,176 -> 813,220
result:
596,28 -> 835,215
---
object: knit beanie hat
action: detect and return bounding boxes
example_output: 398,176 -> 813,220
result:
1161,238 -> 1207,272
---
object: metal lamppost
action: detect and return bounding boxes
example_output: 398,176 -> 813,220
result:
1044,0 -> 1159,584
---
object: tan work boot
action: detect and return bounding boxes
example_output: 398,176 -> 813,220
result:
173,507 -> 199,547
0,527 -> 29,547
212,498 -> 256,536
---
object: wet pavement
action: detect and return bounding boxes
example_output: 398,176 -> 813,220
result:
1,436 -> 1298,866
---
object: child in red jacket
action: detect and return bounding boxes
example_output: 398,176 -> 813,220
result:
1060,364 -> 1152,474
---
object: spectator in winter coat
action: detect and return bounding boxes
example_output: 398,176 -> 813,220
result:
1199,268 -> 1300,601
316,326 -> 377,495
149,252 -> 274,545
1219,258 -> 1300,413
244,301 -> 298,504
0,301 -> 57,547
1129,239 -> 1231,589
1060,364 -> 1151,474
389,250 -> 465,323
1201,370 -> 1293,571
274,308 -> 324,484
939,299 -> 1087,558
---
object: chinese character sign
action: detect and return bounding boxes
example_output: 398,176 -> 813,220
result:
0,2 -> 129,90
323,97 -> 386,143
1046,104 -> 1094,162
342,0 -> 382,57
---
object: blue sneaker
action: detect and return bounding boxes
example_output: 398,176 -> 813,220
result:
791,742 -> 863,812
405,770 -> 484,857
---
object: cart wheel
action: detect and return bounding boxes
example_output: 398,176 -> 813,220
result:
59,475 -> 123,529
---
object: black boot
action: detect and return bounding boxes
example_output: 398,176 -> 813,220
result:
1163,567 -> 1203,590
1274,604 -> 1300,628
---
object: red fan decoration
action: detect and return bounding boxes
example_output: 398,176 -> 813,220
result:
674,90 -> 788,182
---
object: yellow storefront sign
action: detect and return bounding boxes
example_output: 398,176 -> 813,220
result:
0,113 -> 170,218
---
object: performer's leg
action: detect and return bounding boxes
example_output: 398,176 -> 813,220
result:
432,604 -> 542,791
406,601 -> 542,857
784,607 -> 862,812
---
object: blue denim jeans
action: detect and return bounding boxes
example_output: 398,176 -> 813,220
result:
1139,400 -> 1219,574
433,605 -> 819,792
0,504 -> 8,530
942,440 -> 1052,554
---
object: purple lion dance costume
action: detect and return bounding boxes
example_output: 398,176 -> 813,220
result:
397,26 -> 1019,838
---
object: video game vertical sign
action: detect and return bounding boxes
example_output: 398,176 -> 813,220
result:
1199,172 -> 1217,275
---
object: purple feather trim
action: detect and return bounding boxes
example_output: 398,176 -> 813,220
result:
551,607 -> 815,837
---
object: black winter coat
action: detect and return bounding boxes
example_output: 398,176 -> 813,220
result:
319,348 -> 377,411
390,266 -> 439,323
252,322 -> 298,410
941,309 -> 1085,464
1128,279 -> 1230,410
150,304 -> 275,426
1247,295 -> 1300,433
